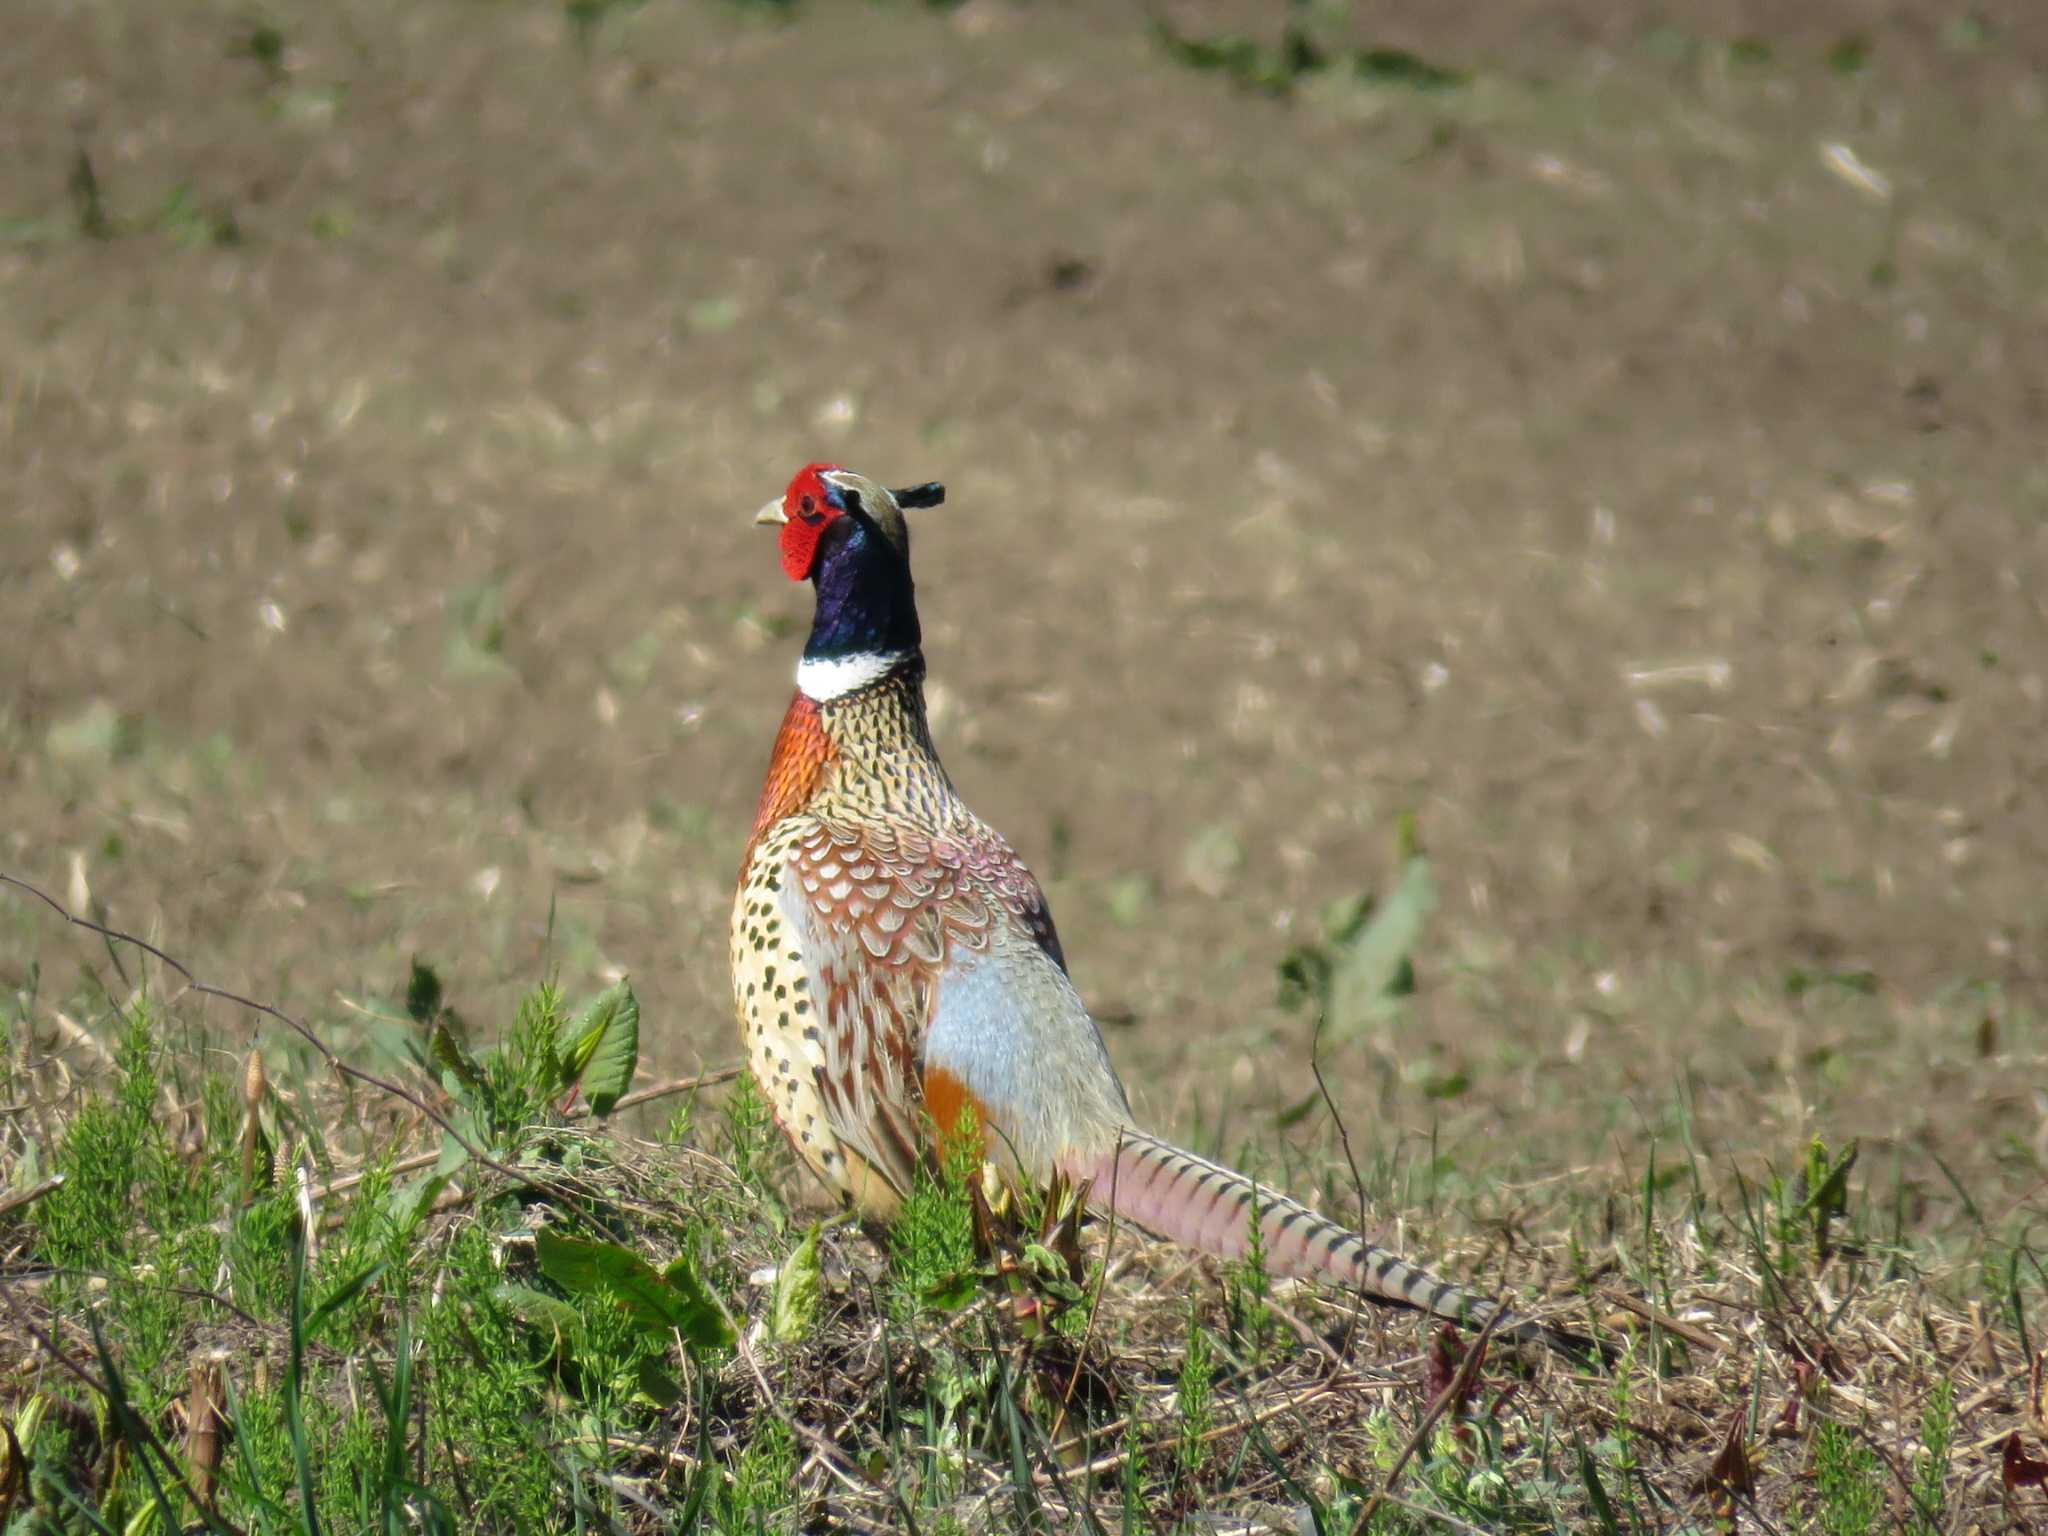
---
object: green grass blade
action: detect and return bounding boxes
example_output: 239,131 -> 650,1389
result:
287,1230 -> 325,1536
82,1305 -> 246,1536
991,1343 -> 1047,1534
84,1311 -> 192,1535
40,1469 -> 121,1536
304,1260 -> 387,1337
1575,1435 -> 1622,1536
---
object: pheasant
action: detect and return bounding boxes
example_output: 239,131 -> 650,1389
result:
733,463 -> 1591,1358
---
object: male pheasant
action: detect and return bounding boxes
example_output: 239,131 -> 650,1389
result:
733,464 -> 1589,1358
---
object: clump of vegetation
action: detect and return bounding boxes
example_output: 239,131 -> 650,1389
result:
1152,9 -> 1466,99
1,900 -> 2043,1532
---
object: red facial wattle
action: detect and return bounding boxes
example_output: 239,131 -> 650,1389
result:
779,462 -> 845,581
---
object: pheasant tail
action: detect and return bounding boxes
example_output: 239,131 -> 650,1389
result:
1081,1128 -> 1595,1360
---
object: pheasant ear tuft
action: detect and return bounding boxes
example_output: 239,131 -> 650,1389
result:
891,482 -> 946,510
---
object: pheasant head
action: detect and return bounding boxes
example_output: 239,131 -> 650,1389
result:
754,464 -> 946,701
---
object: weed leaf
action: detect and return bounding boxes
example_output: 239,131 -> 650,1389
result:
1806,1138 -> 1859,1218
493,1282 -> 584,1344
1328,851 -> 1435,1036
634,1354 -> 683,1408
406,957 -> 446,1025
0,1421 -> 21,1528
564,978 -> 639,1116
429,1020 -> 485,1099
770,1222 -> 822,1343
922,1271 -> 981,1312
1356,48 -> 1465,90
536,1230 -> 734,1353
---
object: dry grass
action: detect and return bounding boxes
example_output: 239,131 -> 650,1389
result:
7,1086 -> 2039,1530
2,882 -> 2044,1531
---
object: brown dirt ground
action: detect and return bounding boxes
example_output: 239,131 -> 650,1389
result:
3,0 -> 2045,1233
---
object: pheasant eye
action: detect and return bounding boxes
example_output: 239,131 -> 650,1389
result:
798,493 -> 823,524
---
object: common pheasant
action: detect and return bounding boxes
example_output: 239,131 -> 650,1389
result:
733,464 -> 1590,1358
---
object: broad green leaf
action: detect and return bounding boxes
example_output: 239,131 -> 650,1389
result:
921,1271 -> 980,1313
564,979 -> 639,1116
1274,944 -> 1333,1014
1807,1139 -> 1858,1217
1421,1070 -> 1470,1102
535,1231 -> 734,1353
770,1223 -> 822,1343
429,1020 -> 485,1097
406,958 -> 445,1026
658,1255 -> 734,1350
1272,1089 -> 1322,1130
434,1125 -> 472,1180
1328,852 -> 1435,1038
1355,48 -> 1466,90
492,1282 -> 584,1345
633,1355 -> 682,1408
386,1170 -> 450,1236
1020,1244 -> 1087,1303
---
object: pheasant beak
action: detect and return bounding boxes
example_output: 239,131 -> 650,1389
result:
753,497 -> 788,528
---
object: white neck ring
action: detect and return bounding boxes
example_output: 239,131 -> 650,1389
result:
797,650 -> 909,702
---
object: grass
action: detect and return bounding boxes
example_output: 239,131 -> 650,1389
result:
2,884 -> 2044,1532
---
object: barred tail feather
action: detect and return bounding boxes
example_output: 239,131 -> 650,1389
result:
1080,1128 -> 1593,1360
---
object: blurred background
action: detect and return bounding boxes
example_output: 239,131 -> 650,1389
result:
4,0 -> 2045,1225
